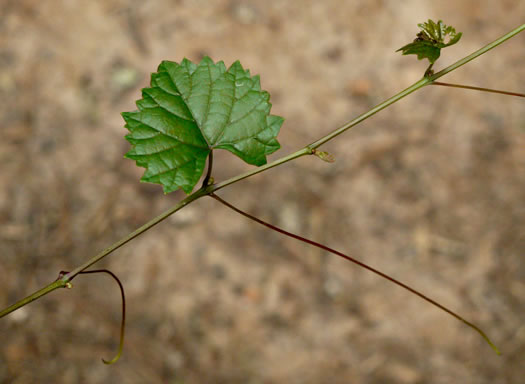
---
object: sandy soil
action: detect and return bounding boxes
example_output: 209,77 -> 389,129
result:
1,1 -> 524,383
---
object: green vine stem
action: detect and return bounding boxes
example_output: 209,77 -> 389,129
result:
208,23 -> 525,193
1,23 -> 523,353
0,279 -> 69,318
0,189 -> 207,319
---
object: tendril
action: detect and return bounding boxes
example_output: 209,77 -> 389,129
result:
59,269 -> 126,364
209,193 -> 500,355
431,81 -> 525,97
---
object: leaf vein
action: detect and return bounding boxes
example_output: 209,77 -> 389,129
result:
125,115 -> 208,150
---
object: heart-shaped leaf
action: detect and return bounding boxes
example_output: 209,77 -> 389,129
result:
123,57 -> 283,194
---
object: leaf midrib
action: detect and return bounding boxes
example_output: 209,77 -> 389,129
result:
200,62 -> 213,148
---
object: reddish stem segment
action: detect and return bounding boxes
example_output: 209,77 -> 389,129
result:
209,193 -> 500,354
432,81 -> 525,98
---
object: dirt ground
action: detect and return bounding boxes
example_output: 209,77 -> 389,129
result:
1,1 -> 524,383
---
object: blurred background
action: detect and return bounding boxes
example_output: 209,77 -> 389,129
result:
1,1 -> 524,383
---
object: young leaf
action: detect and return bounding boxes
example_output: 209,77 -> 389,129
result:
397,19 -> 462,65
122,57 -> 283,194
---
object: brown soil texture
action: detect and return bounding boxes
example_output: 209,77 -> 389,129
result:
1,1 -> 524,383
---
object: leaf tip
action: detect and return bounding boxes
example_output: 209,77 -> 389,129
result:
199,55 -> 214,65
229,60 -> 243,70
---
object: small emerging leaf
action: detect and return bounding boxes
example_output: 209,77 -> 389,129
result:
313,149 -> 335,163
123,57 -> 283,194
397,19 -> 462,64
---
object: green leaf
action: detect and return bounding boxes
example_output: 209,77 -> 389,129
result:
122,57 -> 283,194
397,19 -> 462,64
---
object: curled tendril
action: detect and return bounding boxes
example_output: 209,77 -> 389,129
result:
59,269 -> 126,364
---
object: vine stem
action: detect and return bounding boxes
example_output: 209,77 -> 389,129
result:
62,189 -> 208,282
0,280 -> 68,318
209,193 -> 500,354
0,187 -> 209,320
1,23 -> 524,347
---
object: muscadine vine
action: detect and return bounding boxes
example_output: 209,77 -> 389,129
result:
2,20 -> 524,363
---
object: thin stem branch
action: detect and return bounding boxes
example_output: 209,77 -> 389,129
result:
309,23 -> 525,150
209,23 -> 525,194
207,147 -> 313,194
307,77 -> 431,149
429,23 -> 525,80
210,193 -> 500,354
0,280 -> 67,318
61,188 -> 208,282
0,188 -> 207,320
432,81 -> 525,98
